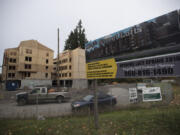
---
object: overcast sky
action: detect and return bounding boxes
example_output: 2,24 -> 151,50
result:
0,0 -> 180,67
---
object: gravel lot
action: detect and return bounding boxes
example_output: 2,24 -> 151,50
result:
0,102 -> 72,118
0,89 -> 72,118
0,83 -> 135,118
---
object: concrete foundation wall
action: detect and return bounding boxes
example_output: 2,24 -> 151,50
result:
21,79 -> 52,89
72,79 -> 88,89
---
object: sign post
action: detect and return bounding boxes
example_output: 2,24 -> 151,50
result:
93,79 -> 99,129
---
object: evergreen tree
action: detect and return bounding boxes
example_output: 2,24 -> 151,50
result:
64,20 -> 88,50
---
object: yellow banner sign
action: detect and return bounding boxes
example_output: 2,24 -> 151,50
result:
86,58 -> 117,79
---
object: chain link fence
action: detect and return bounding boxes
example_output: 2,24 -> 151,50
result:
0,82 -> 177,118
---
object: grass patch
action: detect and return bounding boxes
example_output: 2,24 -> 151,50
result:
0,106 -> 180,135
172,84 -> 180,96
170,84 -> 180,105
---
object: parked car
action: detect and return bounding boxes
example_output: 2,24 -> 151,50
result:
16,86 -> 70,106
71,94 -> 117,110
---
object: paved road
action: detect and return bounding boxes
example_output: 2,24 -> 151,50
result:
0,102 -> 72,118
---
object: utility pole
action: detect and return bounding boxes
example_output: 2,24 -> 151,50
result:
5,54 -> 8,89
57,28 -> 60,90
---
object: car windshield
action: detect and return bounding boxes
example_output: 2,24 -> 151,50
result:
83,95 -> 93,101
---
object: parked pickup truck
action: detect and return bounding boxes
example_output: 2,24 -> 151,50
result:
16,86 -> 70,106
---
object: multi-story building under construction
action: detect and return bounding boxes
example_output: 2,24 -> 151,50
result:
52,47 -> 87,89
2,40 -> 54,89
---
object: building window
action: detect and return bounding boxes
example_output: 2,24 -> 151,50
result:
46,59 -> 49,64
13,59 -> 16,63
9,66 -> 16,70
25,64 -> 31,69
65,73 -> 67,77
69,73 -> 71,77
25,56 -> 32,62
69,65 -> 71,70
62,73 -> 64,77
46,53 -> 49,57
46,66 -> 48,70
8,73 -> 15,78
53,67 -> 56,70
56,60 -> 61,64
26,49 -> 32,54
9,58 -> 12,62
62,59 -> 68,63
69,58 -> 71,62
59,66 -> 68,71
24,72 -> 30,77
25,57 -> 28,61
45,73 -> 48,78
9,58 -> 16,63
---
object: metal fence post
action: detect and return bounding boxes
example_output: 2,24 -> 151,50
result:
36,93 -> 39,119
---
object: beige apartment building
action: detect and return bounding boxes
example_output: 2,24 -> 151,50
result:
2,40 -> 54,89
52,47 -> 87,89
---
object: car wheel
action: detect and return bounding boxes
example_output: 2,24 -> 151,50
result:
18,98 -> 26,106
57,96 -> 63,103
